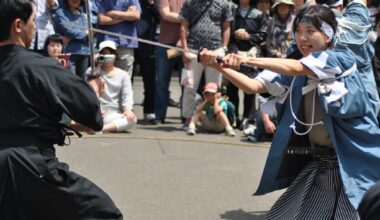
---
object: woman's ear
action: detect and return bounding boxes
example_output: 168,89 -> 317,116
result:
325,35 -> 332,46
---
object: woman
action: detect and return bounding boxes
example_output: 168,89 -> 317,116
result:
228,0 -> 268,130
199,5 -> 380,219
54,0 -> 91,79
88,40 -> 137,133
42,34 -> 71,68
265,0 -> 295,58
256,0 -> 272,18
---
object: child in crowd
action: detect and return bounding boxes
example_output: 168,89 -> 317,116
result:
187,82 -> 236,136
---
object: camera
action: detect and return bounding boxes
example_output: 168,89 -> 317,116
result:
57,53 -> 71,68
97,54 -> 116,64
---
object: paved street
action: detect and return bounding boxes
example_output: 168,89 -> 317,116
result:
56,76 -> 283,220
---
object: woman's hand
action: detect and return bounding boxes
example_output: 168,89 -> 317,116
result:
123,109 -> 137,123
234,29 -> 250,41
222,53 -> 247,70
198,48 -> 221,69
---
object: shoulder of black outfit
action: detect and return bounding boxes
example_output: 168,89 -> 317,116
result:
358,181 -> 380,220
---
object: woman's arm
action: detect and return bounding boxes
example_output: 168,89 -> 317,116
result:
199,49 -> 267,94
218,51 -> 315,77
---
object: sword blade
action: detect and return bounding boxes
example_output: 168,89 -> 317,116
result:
92,28 -> 198,55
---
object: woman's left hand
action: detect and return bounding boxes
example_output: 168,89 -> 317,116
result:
222,53 -> 247,70
123,109 -> 137,123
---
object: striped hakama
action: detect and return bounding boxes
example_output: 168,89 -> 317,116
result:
265,156 -> 359,220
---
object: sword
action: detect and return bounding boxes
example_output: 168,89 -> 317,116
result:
91,28 -> 257,75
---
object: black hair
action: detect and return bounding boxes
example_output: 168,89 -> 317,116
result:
0,0 -> 35,41
42,34 -> 64,56
63,0 -> 85,9
315,0 -> 341,8
293,5 -> 337,46
376,12 -> 380,26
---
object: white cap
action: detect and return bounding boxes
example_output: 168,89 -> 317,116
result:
99,40 -> 117,52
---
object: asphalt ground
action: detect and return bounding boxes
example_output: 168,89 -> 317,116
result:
56,76 -> 283,220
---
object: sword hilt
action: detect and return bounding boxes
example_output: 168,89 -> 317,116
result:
197,48 -> 258,77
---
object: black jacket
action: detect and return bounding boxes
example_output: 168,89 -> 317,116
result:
0,45 -> 103,146
229,6 -> 268,53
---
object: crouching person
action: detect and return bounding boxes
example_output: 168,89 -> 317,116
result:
87,40 -> 137,133
187,82 -> 236,136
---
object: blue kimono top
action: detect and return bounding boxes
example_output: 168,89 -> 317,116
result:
336,0 -> 380,115
254,48 -> 380,209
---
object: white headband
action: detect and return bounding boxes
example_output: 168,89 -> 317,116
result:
320,21 -> 334,40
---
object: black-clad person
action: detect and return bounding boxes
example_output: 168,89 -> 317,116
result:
0,0 -> 122,219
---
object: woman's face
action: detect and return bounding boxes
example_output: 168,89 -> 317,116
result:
256,0 -> 271,13
100,48 -> 116,68
47,41 -> 63,58
294,0 -> 305,12
295,22 -> 331,56
68,0 -> 81,9
239,0 -> 251,6
277,3 -> 291,19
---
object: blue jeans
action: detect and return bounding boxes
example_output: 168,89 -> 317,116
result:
252,112 -> 266,140
154,46 -> 183,120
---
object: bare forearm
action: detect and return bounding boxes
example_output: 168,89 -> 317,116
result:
220,68 -> 267,94
106,10 -> 141,21
159,8 -> 181,23
180,21 -> 189,49
196,101 -> 207,113
244,57 -> 314,76
222,22 -> 231,48
98,14 -> 124,25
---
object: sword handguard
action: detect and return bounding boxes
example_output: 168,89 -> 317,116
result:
197,47 -> 258,77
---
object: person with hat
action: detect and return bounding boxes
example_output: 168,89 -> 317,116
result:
265,0 -> 295,58
187,82 -> 236,136
87,40 -> 137,133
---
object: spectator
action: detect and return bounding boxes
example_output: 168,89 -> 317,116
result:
42,33 -> 71,68
325,0 -> 380,118
154,0 -> 185,124
371,13 -> 380,123
87,40 -> 137,133
135,0 -> 160,124
96,0 -> 141,79
31,0 -> 59,53
294,0 -> 309,13
179,0 -> 234,130
54,0 -> 92,79
187,82 -> 236,136
246,95 -> 276,142
228,0 -> 268,130
256,0 -> 272,18
265,0 -> 295,58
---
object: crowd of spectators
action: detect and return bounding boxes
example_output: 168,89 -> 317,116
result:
32,0 -> 380,142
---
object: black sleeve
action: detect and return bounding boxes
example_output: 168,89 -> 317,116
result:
34,58 -> 103,131
248,14 -> 268,46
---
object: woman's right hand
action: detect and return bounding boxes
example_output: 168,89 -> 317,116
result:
182,52 -> 192,64
198,48 -> 220,69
